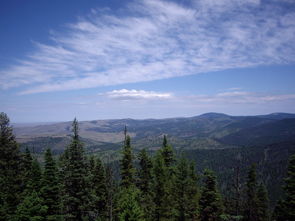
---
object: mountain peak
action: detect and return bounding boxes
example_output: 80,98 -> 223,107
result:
198,112 -> 229,118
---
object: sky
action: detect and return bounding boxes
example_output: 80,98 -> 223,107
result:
1,0 -> 295,123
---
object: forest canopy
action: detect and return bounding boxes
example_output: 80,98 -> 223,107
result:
0,112 -> 294,221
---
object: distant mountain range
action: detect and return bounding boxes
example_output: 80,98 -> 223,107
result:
13,113 -> 295,205
14,112 -> 295,154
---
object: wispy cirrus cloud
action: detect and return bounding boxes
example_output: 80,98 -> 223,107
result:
100,88 -> 295,104
191,90 -> 295,104
102,89 -> 172,100
1,0 -> 295,94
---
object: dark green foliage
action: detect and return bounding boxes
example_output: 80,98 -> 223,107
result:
150,136 -> 177,220
175,157 -> 199,221
199,169 -> 223,221
1,112 -> 295,221
91,157 -> 107,219
175,157 -> 190,220
105,165 -> 117,221
161,135 -> 175,168
163,135 -> 168,148
41,149 -> 61,220
61,118 -> 90,220
0,112 -> 22,220
273,154 -> 295,221
137,149 -> 154,220
120,135 -> 135,188
21,148 -> 33,187
117,186 -> 144,221
244,164 -> 259,221
14,190 -> 47,221
183,142 -> 295,207
137,149 -> 153,193
272,199 -> 285,221
26,159 -> 42,193
152,151 -> 177,221
118,133 -> 144,220
284,154 -> 295,220
257,183 -> 269,221
151,152 -> 166,220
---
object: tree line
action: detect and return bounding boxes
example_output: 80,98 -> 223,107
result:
0,112 -> 294,221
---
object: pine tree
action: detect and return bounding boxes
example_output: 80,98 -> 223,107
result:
61,118 -> 90,221
272,199 -> 286,221
137,149 -> 152,193
152,151 -> 176,221
117,186 -> 144,221
0,112 -> 22,220
105,165 -> 116,221
175,157 -> 191,221
244,164 -> 259,221
199,169 -> 223,221
175,158 -> 199,221
233,166 -> 242,218
27,159 -> 42,193
137,149 -> 154,220
161,135 -> 175,168
187,162 -> 200,220
284,154 -> 295,220
257,183 -> 269,221
273,154 -> 295,221
120,135 -> 135,188
118,130 -> 144,220
41,148 -> 61,221
91,157 -> 107,220
14,190 -> 47,221
21,148 -> 33,188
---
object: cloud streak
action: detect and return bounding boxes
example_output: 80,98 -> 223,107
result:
190,91 -> 295,104
1,0 -> 295,94
102,89 -> 172,100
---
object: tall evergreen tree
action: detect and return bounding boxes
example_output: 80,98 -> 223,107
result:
61,118 -> 90,221
105,165 -> 116,221
118,130 -> 144,220
257,183 -> 269,221
137,149 -> 153,193
152,151 -> 176,221
117,186 -> 144,221
175,157 -> 191,221
233,166 -> 242,218
41,148 -> 61,221
161,135 -> 175,168
284,154 -> 295,220
186,162 -> 200,220
272,199 -> 286,221
27,159 -> 42,193
273,154 -> 295,221
199,169 -> 223,221
244,164 -> 259,221
14,190 -> 48,221
0,112 -> 22,220
21,148 -> 33,188
120,135 -> 134,188
137,149 -> 154,220
175,158 -> 199,221
91,157 -> 107,220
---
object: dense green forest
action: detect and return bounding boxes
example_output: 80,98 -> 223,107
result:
1,112 -> 294,221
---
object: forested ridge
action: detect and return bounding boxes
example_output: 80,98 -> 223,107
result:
1,112 -> 294,221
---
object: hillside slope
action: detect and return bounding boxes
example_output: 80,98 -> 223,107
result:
14,112 -> 295,153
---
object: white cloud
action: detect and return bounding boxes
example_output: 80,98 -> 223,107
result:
1,0 -> 295,94
190,91 -> 295,104
217,91 -> 250,97
102,89 -> 172,100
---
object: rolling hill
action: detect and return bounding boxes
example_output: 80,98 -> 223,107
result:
14,112 -> 295,153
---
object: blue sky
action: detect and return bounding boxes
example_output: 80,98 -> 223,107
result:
1,0 -> 295,122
